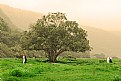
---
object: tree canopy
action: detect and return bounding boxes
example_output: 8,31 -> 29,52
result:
21,12 -> 91,62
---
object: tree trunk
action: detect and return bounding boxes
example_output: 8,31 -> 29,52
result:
47,49 -> 64,63
48,53 -> 57,63
48,50 -> 57,63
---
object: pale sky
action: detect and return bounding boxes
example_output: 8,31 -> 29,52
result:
0,0 -> 121,31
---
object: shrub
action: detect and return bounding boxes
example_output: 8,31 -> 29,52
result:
9,69 -> 22,77
9,68 -> 34,77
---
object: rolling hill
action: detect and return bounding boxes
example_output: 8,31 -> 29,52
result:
0,8 -> 17,30
1,4 -> 121,57
111,31 -> 121,37
0,4 -> 43,30
82,26 -> 121,57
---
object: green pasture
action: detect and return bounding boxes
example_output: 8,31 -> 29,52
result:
0,58 -> 121,81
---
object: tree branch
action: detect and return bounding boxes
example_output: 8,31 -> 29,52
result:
56,49 -> 65,56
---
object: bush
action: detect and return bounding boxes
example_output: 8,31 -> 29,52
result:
2,68 -> 35,81
0,43 -> 13,57
9,68 -> 34,77
10,69 -> 22,77
63,55 -> 76,61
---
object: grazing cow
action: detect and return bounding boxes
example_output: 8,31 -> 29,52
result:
107,57 -> 112,63
23,55 -> 27,64
109,57 -> 112,63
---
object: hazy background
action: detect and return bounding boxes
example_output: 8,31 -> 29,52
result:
0,0 -> 121,31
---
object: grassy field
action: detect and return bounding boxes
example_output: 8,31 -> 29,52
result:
1,58 -> 121,81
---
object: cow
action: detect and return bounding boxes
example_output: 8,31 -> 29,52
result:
23,55 -> 27,64
107,57 -> 112,63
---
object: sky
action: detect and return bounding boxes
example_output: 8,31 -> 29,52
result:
0,0 -> 121,31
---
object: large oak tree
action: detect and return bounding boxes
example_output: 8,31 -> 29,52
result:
21,12 -> 91,62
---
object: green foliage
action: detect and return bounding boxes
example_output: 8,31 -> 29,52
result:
0,17 -> 10,31
21,12 -> 91,62
0,17 -> 21,57
0,43 -> 13,57
0,31 -> 21,47
9,68 -> 34,77
10,69 -> 23,77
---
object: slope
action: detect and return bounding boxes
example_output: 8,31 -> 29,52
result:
0,8 -> 18,30
111,31 -> 121,37
82,26 -> 121,57
0,4 -> 43,30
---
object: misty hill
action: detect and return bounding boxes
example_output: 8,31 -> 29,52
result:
0,8 -> 17,30
111,31 -> 121,37
0,4 -> 43,30
82,26 -> 121,57
1,4 -> 121,57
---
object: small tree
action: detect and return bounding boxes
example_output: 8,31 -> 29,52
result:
21,12 -> 91,62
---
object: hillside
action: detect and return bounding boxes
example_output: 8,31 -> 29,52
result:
0,4 -> 43,30
0,8 -> 17,30
82,26 -> 121,57
111,31 -> 121,37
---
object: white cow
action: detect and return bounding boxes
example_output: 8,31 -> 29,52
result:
107,57 -> 112,63
23,55 -> 25,64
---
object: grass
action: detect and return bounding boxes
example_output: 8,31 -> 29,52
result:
0,58 -> 121,81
